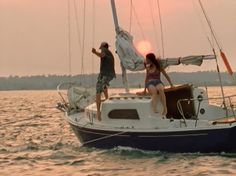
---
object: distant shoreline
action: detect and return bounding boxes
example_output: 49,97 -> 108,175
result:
0,71 -> 234,91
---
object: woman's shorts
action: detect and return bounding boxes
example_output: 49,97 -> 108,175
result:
145,79 -> 163,88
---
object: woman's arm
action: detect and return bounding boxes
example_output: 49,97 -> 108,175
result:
161,68 -> 174,87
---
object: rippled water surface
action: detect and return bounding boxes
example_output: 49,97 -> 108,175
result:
0,88 -> 236,176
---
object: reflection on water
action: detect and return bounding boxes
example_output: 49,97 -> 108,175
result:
0,88 -> 236,176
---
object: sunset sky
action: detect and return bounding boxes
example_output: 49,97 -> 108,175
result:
0,0 -> 235,77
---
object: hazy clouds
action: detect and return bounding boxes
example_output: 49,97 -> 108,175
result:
0,0 -> 235,76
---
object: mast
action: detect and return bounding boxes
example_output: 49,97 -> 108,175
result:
110,0 -> 129,93
110,0 -> 120,34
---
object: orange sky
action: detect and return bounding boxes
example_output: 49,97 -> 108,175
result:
0,0 -> 235,76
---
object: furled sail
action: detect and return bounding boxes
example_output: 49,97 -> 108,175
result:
115,29 -> 145,71
160,55 -> 216,68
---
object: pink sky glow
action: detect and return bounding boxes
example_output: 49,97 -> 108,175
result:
0,0 -> 235,76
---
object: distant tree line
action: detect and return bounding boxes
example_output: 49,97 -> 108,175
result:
0,71 -> 234,91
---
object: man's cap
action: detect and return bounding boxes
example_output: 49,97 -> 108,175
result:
99,42 -> 109,49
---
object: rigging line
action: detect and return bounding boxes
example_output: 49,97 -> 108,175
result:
198,0 -> 233,77
81,130 -> 128,146
67,0 -> 72,77
73,0 -> 82,52
131,3 -> 146,40
198,0 -> 222,50
196,0 -> 227,110
156,0 -> 165,58
73,0 -> 84,84
192,0 -> 227,88
80,0 -> 86,83
129,0 -> 133,33
191,0 -> 215,50
148,0 -> 159,55
91,0 -> 95,85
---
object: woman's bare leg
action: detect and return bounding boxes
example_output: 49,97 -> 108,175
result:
156,84 -> 167,116
148,86 -> 158,113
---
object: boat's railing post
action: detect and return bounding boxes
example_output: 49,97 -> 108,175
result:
88,113 -> 94,124
205,85 -> 209,98
194,103 -> 200,126
228,97 -> 235,117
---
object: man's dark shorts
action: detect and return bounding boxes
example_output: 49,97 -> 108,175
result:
96,74 -> 115,94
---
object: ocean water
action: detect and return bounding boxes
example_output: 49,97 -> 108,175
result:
0,87 -> 236,176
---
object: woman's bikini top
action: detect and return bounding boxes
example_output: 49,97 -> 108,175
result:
147,68 -> 161,81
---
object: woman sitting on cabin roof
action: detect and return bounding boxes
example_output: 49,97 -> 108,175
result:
137,53 -> 174,117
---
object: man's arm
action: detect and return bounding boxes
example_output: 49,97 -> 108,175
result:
92,48 -> 105,58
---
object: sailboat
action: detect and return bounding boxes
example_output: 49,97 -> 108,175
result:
57,0 -> 236,153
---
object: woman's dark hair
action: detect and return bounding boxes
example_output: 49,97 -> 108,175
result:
146,53 -> 161,70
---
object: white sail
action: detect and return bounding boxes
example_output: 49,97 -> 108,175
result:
115,29 -> 145,71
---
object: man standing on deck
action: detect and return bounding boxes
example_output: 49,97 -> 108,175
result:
92,42 -> 116,121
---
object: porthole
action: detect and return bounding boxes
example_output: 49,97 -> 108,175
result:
200,108 -> 205,114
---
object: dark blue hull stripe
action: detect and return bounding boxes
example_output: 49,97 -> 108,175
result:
69,123 -> 236,153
